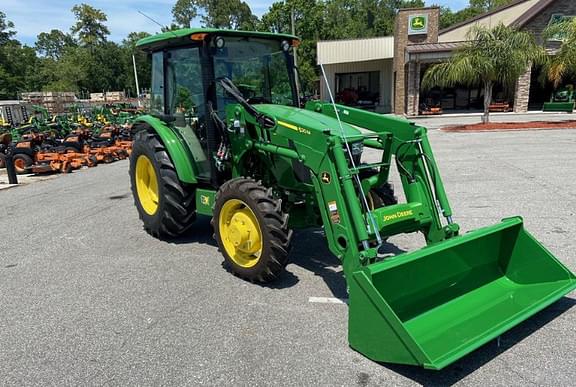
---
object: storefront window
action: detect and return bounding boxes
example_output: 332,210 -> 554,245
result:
335,71 -> 380,110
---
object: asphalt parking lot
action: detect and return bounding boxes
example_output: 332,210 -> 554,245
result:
1,129 -> 575,386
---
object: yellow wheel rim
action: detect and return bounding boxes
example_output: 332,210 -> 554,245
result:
219,199 -> 263,268
135,155 -> 159,215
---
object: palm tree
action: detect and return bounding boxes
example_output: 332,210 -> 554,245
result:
543,18 -> 576,88
422,23 -> 545,123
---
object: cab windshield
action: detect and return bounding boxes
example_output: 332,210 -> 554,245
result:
213,37 -> 297,108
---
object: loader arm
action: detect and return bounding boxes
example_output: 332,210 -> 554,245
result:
225,102 -> 458,274
306,101 -> 458,243
224,101 -> 575,370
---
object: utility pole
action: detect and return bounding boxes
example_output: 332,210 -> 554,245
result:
291,8 -> 302,102
132,54 -> 141,107
291,9 -> 297,68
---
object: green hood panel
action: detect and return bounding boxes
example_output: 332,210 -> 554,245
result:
255,104 -> 364,141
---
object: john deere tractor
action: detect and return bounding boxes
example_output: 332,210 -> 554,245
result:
130,29 -> 575,369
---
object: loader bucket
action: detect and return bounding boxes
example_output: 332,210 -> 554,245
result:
349,217 -> 576,370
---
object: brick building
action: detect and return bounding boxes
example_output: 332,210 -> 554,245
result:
317,0 -> 574,116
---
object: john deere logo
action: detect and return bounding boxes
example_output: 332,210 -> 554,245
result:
411,17 -> 425,30
408,15 -> 428,35
321,172 -> 331,184
200,195 -> 210,206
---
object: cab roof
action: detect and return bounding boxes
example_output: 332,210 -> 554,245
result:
136,28 -> 298,51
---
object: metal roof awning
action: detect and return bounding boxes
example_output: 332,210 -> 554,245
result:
406,42 -> 463,62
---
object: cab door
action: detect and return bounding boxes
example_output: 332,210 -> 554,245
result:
164,47 -> 211,181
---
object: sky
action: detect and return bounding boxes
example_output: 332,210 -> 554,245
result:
2,0 -> 469,46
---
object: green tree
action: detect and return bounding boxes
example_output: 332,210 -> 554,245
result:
0,41 -> 42,98
436,1 -> 515,30
199,0 -> 258,30
0,12 -> 43,98
438,6 -> 483,30
422,24 -> 545,122
123,32 -> 152,96
35,29 -> 76,59
469,0 -> 514,12
259,0 -> 426,94
0,11 -> 16,44
172,0 -> 199,28
259,0 -> 325,93
70,4 -> 110,47
543,18 -> 576,87
82,42 -> 128,92
41,46 -> 89,92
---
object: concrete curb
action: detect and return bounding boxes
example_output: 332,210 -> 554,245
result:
0,183 -> 20,191
441,126 -> 576,133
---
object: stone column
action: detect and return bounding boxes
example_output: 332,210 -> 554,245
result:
406,62 -> 421,116
393,7 -> 440,115
514,66 -> 532,113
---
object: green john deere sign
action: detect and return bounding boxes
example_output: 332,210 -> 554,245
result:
408,15 -> 428,35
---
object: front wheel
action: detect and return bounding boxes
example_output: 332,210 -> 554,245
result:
13,153 -> 33,174
129,129 -> 196,238
212,178 -> 292,283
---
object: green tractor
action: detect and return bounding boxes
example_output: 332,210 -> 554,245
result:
129,29 -> 576,370
543,85 -> 575,113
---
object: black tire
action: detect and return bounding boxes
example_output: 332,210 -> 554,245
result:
129,129 -> 196,238
212,178 -> 292,283
118,149 -> 128,160
88,155 -> 98,167
63,143 -> 83,153
0,153 -> 5,169
65,147 -> 79,153
13,153 -> 33,174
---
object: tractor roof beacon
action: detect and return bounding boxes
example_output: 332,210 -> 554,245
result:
129,28 -> 576,370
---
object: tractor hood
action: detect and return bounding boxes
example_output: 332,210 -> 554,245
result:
254,104 -> 364,141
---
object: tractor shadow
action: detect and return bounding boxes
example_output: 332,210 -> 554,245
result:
381,296 -> 576,386
169,216 -> 217,247
284,228 -> 405,297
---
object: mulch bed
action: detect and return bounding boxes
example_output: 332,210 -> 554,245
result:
442,120 -> 576,132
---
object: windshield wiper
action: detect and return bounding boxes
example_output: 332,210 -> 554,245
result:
217,78 -> 276,129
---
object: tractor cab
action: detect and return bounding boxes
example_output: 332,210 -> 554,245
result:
138,29 -> 300,184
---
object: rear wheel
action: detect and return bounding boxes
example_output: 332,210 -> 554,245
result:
212,178 -> 292,283
130,130 -> 196,238
13,154 -> 33,174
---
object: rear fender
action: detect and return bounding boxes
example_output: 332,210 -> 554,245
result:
134,115 -> 197,184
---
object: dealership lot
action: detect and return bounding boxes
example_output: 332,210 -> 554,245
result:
0,129 -> 574,386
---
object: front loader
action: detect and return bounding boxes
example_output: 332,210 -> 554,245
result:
129,29 -> 576,370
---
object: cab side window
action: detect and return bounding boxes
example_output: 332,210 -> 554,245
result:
166,47 -> 203,121
150,51 -> 165,115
